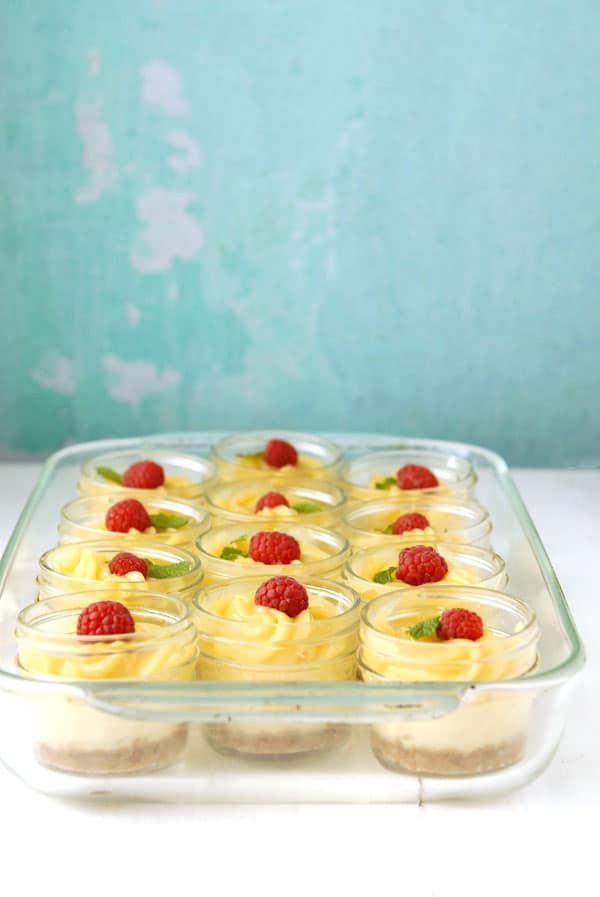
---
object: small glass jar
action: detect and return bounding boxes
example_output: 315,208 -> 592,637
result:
58,493 -> 210,549
339,450 -> 477,502
359,588 -> 540,775
205,477 -> 347,528
15,590 -> 198,775
209,431 -> 342,482
194,576 -> 360,756
38,541 -> 203,602
79,449 -> 216,501
342,498 -> 492,549
345,542 -> 506,602
197,522 -> 350,586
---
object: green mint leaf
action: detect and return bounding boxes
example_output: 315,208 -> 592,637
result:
230,535 -> 249,546
236,451 -> 264,462
144,560 -> 191,579
291,501 -> 323,514
220,546 -> 249,560
382,524 -> 394,534
148,513 -> 188,530
375,477 -> 396,490
96,466 -> 123,485
373,566 -> 397,584
407,616 -> 441,640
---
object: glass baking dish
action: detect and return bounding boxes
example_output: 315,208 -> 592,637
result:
0,432 -> 584,803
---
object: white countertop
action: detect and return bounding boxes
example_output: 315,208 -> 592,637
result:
0,465 -> 596,896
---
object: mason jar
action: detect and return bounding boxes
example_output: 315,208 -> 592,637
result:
15,591 -> 198,775
196,522 -> 350,586
205,477 -> 346,528
339,449 -> 477,502
194,576 -> 360,756
79,449 -> 216,501
38,541 -> 203,603
359,587 -> 540,775
342,497 -> 492,549
209,431 -> 342,482
345,542 -> 506,602
58,492 -> 210,549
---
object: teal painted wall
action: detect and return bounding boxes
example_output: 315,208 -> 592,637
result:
1,1 -> 599,465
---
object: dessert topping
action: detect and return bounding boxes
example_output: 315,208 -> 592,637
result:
437,607 -> 483,641
408,609 -> 484,641
248,531 -> 301,565
407,616 -> 441,640
375,477 -> 396,490
391,512 -> 431,535
105,499 -> 152,533
146,512 -> 188,529
108,552 -> 148,578
291,500 -> 323,513
255,491 -> 290,512
396,464 -> 439,490
254,575 -> 309,618
143,559 -> 191,578
396,545 -> 448,586
373,566 -> 398,584
77,600 -> 135,636
96,466 -> 123,484
122,460 -> 165,489
220,545 -> 249,560
264,439 -> 298,469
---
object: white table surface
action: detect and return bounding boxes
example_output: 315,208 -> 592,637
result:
0,465 -> 597,896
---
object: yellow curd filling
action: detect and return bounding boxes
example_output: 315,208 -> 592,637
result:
235,454 -> 321,475
85,472 -> 197,499
367,475 -> 452,496
215,538 -> 327,566
19,619 -> 197,681
377,524 -> 435,537
49,547 -> 186,582
361,614 -> 527,682
359,554 -> 479,588
96,509 -> 190,536
197,592 -> 356,672
218,493 -> 300,518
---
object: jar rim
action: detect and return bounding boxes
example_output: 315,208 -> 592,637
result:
339,449 -> 476,491
38,540 -> 203,586
342,496 -> 491,537
360,587 -> 539,659
16,589 -> 195,648
81,449 -> 217,487
209,430 -> 343,468
197,522 -> 350,574
60,492 -> 209,528
346,542 -> 506,584
194,576 -> 361,631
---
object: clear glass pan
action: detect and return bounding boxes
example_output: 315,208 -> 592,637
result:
0,433 -> 584,803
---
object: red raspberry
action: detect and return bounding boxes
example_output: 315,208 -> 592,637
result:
122,460 -> 165,489
254,575 -> 309,618
396,464 -> 439,490
108,551 -> 148,578
264,439 -> 298,469
396,545 -> 448,586
255,491 -> 290,512
437,608 -> 484,641
77,600 -> 135,636
105,498 -> 152,533
248,531 -> 301,565
391,512 -> 431,535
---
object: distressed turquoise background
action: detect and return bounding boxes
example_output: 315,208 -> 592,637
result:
1,1 -> 599,465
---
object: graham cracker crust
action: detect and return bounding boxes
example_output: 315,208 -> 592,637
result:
371,730 -> 526,776
35,724 -> 188,775
204,722 -> 349,758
